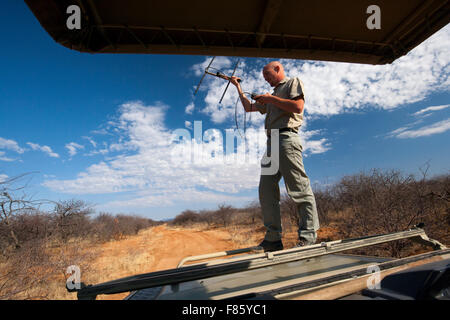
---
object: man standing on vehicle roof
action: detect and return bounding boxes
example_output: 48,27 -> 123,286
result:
230,61 -> 320,252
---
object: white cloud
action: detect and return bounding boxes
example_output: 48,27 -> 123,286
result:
185,121 -> 192,129
0,137 -> 24,154
413,104 -> 449,117
185,102 -> 195,114
388,118 -> 450,139
91,128 -> 109,135
0,173 -> 8,182
27,142 -> 59,158
0,151 -> 15,162
85,148 -> 110,157
81,137 -> 113,156
65,142 -> 84,157
299,129 -> 331,155
303,138 -> 331,155
82,136 -> 97,148
115,100 -> 171,150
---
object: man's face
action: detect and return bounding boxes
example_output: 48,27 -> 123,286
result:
262,65 -> 279,87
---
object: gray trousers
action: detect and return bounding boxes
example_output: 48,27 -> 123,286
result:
259,131 -> 320,243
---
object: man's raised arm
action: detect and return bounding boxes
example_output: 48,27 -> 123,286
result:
230,76 -> 262,113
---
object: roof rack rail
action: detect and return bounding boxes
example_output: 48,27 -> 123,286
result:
177,246 -> 264,268
70,225 -> 446,300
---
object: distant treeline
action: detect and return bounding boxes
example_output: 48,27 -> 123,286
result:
0,198 -> 161,253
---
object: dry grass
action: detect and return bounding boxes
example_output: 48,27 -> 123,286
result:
80,228 -> 158,300
0,227 -> 159,300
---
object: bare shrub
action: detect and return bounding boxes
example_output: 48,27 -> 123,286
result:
171,205 -> 236,228
313,185 -> 339,226
409,173 -> 450,244
198,209 -> 216,226
0,240 -> 50,299
0,174 -> 45,249
170,210 -> 202,227
213,204 -> 235,227
53,199 -> 94,241
229,203 -> 262,226
115,214 -> 156,236
91,212 -> 120,241
280,194 -> 299,230
7,211 -> 54,245
92,212 -> 158,242
242,201 -> 262,225
0,236 -> 95,300
330,169 -> 449,257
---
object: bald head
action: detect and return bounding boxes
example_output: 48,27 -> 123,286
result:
262,61 -> 285,87
264,61 -> 283,70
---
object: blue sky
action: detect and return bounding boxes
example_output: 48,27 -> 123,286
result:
1,2 -> 449,220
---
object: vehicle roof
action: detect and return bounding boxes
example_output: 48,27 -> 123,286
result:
126,253 -> 390,300
69,227 -> 446,300
25,0 -> 450,64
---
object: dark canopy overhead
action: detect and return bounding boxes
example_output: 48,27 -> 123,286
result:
25,0 -> 449,64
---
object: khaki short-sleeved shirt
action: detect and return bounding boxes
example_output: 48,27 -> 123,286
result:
256,77 -> 305,132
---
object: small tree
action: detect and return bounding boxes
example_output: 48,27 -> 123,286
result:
171,210 -> 201,226
0,174 -> 42,249
53,199 -> 94,241
242,201 -> 262,225
215,204 -> 234,227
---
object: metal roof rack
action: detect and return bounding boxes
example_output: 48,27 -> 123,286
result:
68,225 -> 446,300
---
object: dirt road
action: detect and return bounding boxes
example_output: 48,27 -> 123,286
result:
90,224 -> 240,300
149,225 -> 239,271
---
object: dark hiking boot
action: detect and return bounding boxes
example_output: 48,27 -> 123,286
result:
258,239 -> 284,252
295,238 -> 315,248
